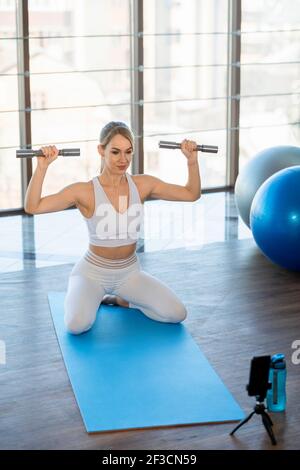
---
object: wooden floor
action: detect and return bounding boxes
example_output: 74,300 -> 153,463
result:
0,238 -> 299,450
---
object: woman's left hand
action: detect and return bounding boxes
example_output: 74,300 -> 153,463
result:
180,139 -> 198,164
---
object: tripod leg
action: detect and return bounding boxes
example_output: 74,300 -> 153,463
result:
263,411 -> 274,427
261,413 -> 277,445
230,411 -> 255,436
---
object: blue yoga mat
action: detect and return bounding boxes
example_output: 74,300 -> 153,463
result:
48,292 -> 244,433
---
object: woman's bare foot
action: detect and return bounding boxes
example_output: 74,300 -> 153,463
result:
101,295 -> 129,308
116,296 -> 129,308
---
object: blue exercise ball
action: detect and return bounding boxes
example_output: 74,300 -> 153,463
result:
235,146 -> 300,228
250,166 -> 300,271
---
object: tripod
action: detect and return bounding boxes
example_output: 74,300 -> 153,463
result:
230,396 -> 277,445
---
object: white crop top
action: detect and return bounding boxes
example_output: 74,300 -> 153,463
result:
83,172 -> 144,247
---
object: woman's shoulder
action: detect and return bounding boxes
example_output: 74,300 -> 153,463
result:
76,179 -> 93,192
131,174 -> 153,202
131,173 -> 151,185
75,180 -> 94,213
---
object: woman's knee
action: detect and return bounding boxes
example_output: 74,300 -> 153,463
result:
63,296 -> 97,335
152,299 -> 187,323
64,314 -> 94,335
167,301 -> 188,323
63,274 -> 103,334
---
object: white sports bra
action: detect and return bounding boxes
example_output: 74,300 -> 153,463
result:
82,172 -> 144,247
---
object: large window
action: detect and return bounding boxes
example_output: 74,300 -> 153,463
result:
0,0 -> 22,210
239,0 -> 300,169
0,0 -> 299,212
143,0 -> 228,189
28,0 -> 132,196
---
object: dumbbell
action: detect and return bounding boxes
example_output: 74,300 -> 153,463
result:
159,140 -> 218,154
16,148 -> 80,158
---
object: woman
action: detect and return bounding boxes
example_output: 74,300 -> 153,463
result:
25,121 -> 201,334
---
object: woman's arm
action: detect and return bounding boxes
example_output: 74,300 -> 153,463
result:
24,165 -> 48,213
139,139 -> 201,202
185,158 -> 201,200
24,144 -> 79,214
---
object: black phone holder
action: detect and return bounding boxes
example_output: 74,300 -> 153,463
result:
230,355 -> 277,445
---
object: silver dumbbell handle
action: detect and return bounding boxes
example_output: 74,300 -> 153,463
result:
16,148 -> 80,158
159,140 -> 218,154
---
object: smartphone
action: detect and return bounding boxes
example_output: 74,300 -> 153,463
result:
246,355 -> 271,398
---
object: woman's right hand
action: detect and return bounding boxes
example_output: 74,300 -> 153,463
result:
37,145 -> 59,169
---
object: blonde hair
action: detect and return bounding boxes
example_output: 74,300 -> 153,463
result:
99,121 -> 134,173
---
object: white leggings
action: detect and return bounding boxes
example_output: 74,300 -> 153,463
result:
64,249 -> 187,334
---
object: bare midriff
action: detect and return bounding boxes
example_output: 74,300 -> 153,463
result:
88,242 -> 137,260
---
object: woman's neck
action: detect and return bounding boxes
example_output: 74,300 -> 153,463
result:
99,169 -> 126,187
